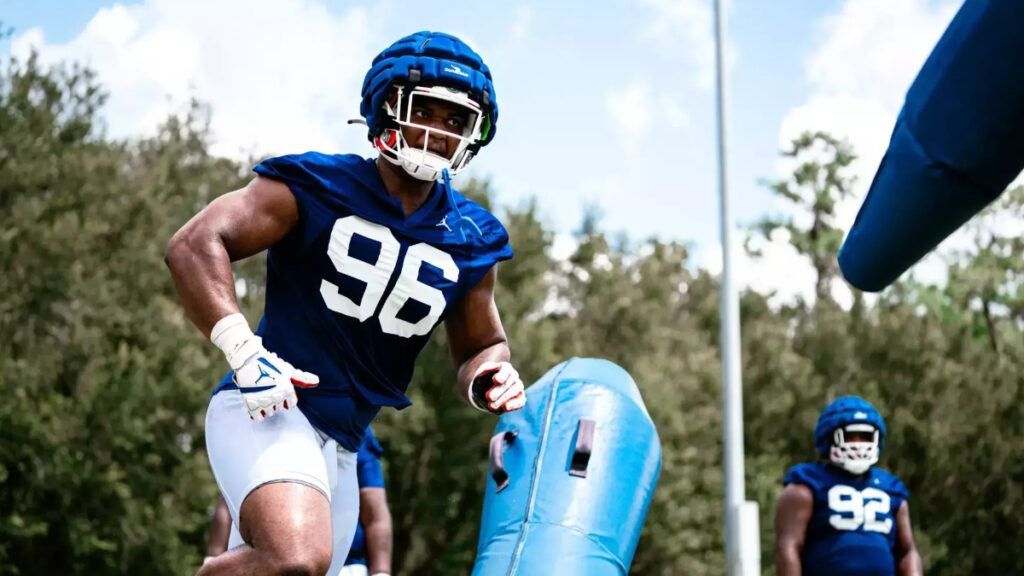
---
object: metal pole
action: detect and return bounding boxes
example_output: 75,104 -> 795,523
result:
712,1 -> 758,574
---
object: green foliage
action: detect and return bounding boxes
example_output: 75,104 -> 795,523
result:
3,51 -> 1024,576
752,131 -> 857,302
0,52 -> 249,574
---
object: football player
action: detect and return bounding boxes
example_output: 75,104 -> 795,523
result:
775,396 -> 923,576
339,427 -> 391,576
166,31 -> 525,576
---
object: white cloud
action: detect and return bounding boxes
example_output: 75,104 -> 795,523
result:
804,0 -> 959,110
695,230 -> 863,310
605,79 -> 689,155
695,231 -> 812,307
780,0 -> 960,202
740,229 -> 816,305
12,0 -> 380,159
634,0 -> 717,89
605,80 -> 654,155
507,5 -> 533,43
550,232 -> 578,261
781,0 -> 959,190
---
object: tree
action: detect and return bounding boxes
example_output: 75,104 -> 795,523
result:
945,185 -> 1024,359
0,50 -> 248,575
753,131 -> 857,302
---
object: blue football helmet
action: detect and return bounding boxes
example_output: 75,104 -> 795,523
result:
360,31 -> 499,181
814,396 -> 886,475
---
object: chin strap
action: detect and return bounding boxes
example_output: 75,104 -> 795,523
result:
441,168 -> 482,244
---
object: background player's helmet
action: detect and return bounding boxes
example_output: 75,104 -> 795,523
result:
814,395 -> 886,475
360,31 -> 498,181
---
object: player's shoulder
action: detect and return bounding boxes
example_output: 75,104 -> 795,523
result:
432,185 -> 513,265
868,467 -> 909,499
448,186 -> 507,239
253,150 -> 370,181
252,152 -> 386,222
783,461 -> 831,490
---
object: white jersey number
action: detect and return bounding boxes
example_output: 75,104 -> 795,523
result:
320,215 -> 458,337
827,485 -> 893,534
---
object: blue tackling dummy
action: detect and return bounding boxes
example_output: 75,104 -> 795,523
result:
473,358 -> 662,576
839,0 -> 1024,291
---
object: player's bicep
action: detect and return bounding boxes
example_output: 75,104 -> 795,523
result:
444,267 -> 506,365
775,483 -> 813,550
182,175 -> 299,261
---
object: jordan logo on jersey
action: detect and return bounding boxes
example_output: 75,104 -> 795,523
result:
436,215 -> 452,232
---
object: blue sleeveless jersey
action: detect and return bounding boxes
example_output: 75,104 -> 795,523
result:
345,427 -> 385,566
215,152 -> 513,450
784,462 -> 909,576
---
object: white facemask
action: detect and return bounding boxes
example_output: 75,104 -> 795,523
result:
375,85 -> 485,181
829,423 -> 879,475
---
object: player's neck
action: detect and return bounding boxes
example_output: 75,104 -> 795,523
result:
376,157 -> 435,218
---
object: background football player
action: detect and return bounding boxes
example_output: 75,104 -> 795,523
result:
166,30 -> 525,576
775,396 -> 923,576
339,427 -> 391,576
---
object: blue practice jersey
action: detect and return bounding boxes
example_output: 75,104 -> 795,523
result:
784,462 -> 909,576
215,152 -> 513,450
345,427 -> 385,567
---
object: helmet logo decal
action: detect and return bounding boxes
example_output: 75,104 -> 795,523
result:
854,411 -> 867,419
444,64 -> 469,78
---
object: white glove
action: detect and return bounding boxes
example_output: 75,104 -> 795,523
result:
211,313 -> 319,421
468,361 -> 526,414
232,339 -> 319,421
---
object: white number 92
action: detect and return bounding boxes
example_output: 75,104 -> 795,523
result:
827,485 -> 893,534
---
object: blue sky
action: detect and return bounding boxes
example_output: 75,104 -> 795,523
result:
1,0 -> 962,301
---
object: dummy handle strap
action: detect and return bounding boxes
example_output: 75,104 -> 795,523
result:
569,419 -> 596,478
489,429 -> 518,493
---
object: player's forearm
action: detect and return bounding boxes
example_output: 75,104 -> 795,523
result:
775,546 -> 802,576
165,226 -> 241,338
205,533 -> 229,557
454,339 -> 510,406
897,549 -> 923,576
205,497 -> 232,557
364,519 -> 393,574
204,520 -> 230,557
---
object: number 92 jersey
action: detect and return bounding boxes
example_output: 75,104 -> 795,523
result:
220,152 -> 513,451
784,462 -> 909,576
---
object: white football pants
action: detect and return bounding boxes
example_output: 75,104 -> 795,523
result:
206,389 -> 359,573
